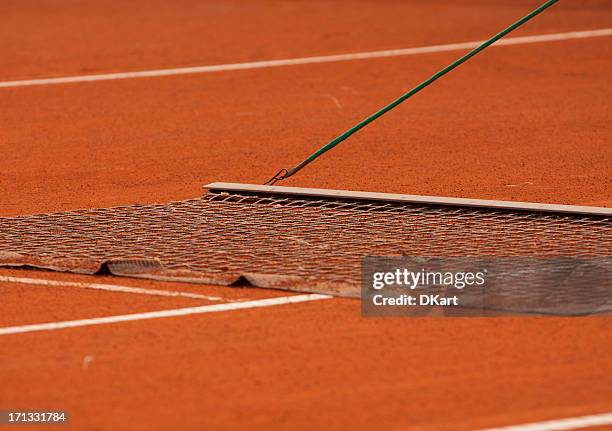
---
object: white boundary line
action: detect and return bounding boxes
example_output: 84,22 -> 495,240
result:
0,294 -> 331,335
0,29 -> 610,89
476,412 -> 612,431
0,275 -> 225,302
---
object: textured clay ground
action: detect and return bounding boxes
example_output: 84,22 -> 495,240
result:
0,1 -> 611,430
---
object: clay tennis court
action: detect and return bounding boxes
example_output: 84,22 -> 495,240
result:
1,1 -> 611,430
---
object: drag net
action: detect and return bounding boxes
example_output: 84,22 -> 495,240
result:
1,189 -> 610,313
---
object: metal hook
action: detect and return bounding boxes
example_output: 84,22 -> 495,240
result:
264,168 -> 288,186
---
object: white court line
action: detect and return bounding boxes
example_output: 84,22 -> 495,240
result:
0,29 -> 610,89
476,412 -> 612,431
0,294 -> 331,335
0,275 -> 225,302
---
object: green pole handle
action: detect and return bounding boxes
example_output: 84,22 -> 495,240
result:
266,0 -> 560,185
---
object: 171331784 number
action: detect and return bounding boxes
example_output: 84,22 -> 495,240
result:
1,411 -> 68,425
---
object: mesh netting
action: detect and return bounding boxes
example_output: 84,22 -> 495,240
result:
1,189 -> 610,303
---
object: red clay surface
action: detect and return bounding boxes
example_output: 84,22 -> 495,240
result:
1,1 -> 611,430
